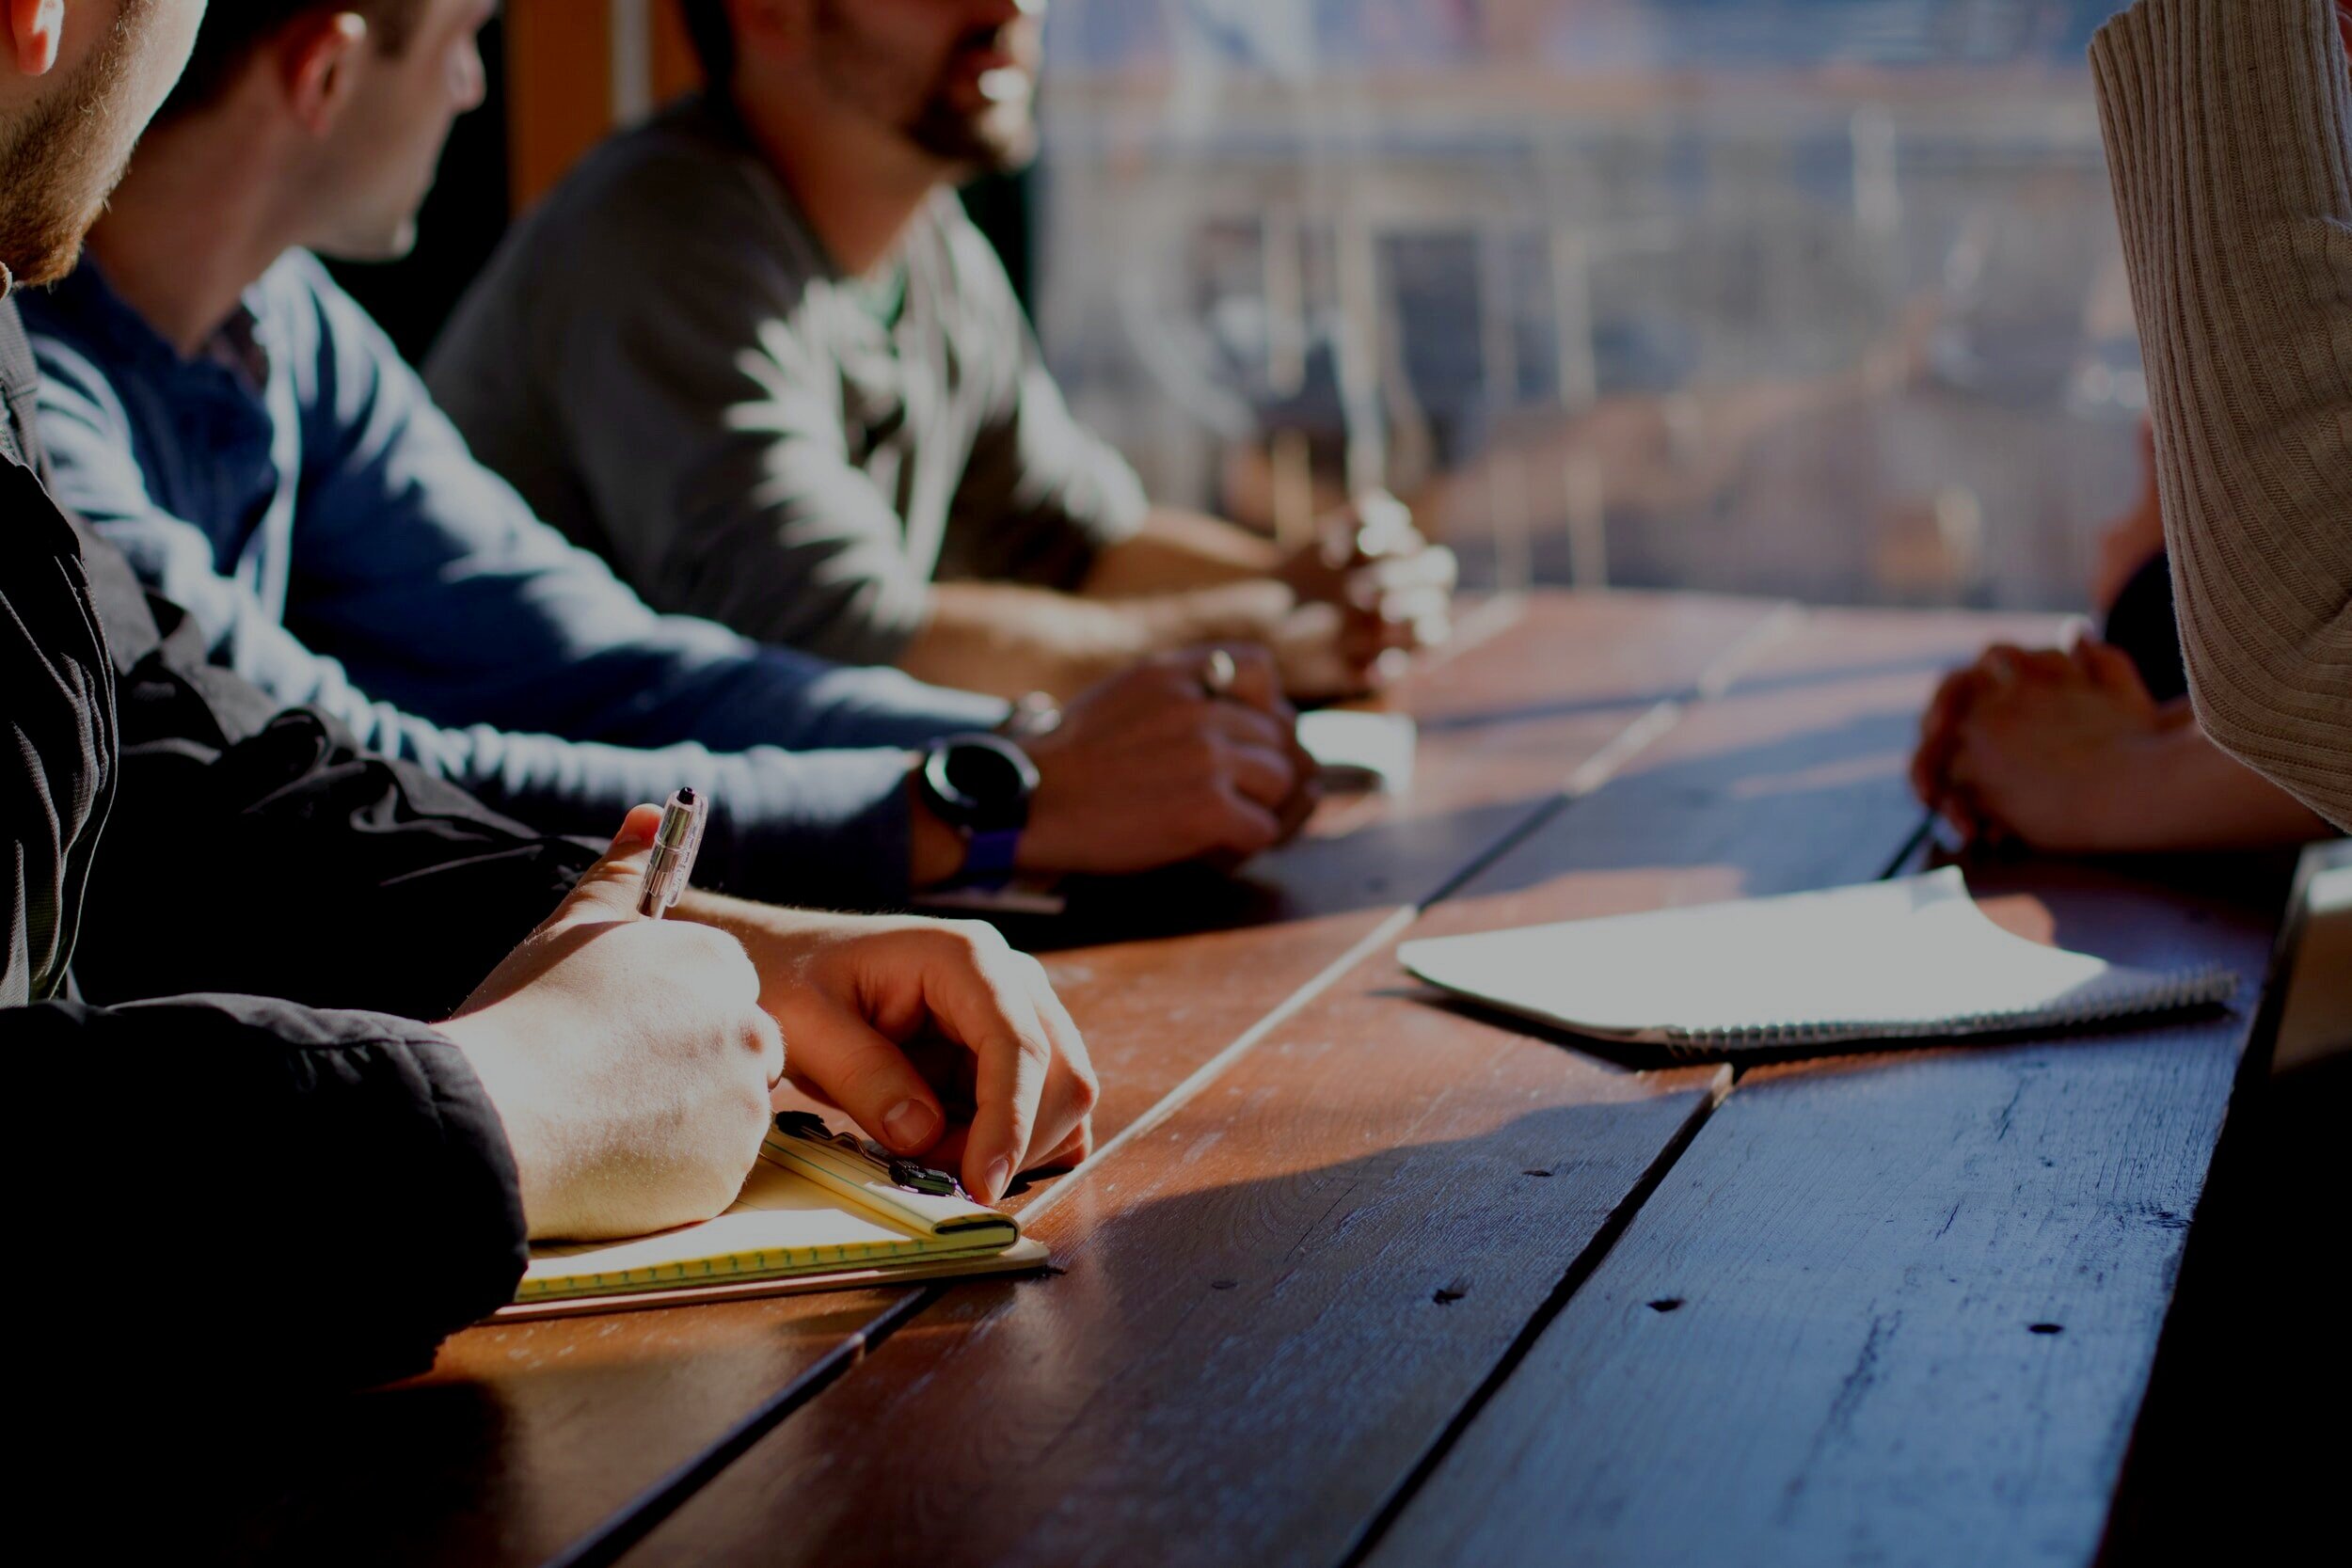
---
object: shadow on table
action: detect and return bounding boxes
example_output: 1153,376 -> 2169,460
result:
995,708 -> 1934,952
657,1097 -> 1714,1567
1396,988 -> 2239,1075
189,1292 -> 920,1568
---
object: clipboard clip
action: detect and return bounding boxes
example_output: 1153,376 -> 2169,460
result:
771,1111 -> 970,1199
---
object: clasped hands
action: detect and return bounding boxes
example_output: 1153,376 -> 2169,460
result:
1910,639 -> 2178,852
1273,492 -> 1458,700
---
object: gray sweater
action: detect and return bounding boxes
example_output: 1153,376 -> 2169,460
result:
2092,0 -> 2352,829
429,94 -> 1147,671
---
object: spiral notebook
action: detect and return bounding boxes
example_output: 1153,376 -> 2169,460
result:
1398,868 -> 2237,1056
497,1113 -> 1048,1321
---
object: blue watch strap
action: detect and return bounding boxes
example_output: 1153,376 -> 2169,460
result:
962,827 -> 1022,890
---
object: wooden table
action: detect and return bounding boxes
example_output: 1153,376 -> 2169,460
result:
221,592 -> 2293,1568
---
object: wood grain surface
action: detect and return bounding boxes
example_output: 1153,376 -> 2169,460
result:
613,606 -> 2066,1568
218,592 -> 1776,1568
1364,860 -> 2287,1568
1002,592 -> 1786,1168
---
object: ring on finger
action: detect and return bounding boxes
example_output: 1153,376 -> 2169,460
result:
1201,648 -> 1237,700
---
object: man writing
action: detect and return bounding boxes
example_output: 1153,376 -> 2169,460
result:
26,0 -> 1314,910
430,0 -> 1458,704
6,0 -> 1093,1397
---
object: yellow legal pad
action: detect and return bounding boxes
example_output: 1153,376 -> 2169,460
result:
497,1117 -> 1048,1321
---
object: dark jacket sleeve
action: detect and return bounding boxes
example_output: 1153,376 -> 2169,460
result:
68,524 -> 598,1022
8,994 -> 527,1390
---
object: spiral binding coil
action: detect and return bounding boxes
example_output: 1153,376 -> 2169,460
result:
1657,963 -> 2240,1058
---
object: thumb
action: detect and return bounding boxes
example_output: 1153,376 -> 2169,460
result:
544,803 -> 667,931
2076,640 -> 2147,698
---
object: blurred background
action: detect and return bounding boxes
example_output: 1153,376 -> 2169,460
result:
351,0 -> 2141,615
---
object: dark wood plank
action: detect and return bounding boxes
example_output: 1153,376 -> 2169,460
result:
1365,858 -> 2288,1568
612,606 -> 2056,1568
223,591 -> 1776,1568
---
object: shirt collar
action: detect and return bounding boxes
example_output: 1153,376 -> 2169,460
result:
38,256 -> 275,397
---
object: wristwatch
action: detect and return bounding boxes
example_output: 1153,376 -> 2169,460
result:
916,733 -> 1040,888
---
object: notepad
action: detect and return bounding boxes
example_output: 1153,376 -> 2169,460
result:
1398,868 -> 2238,1056
1299,709 -> 1417,794
497,1116 -> 1048,1321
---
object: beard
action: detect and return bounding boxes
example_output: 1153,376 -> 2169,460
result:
0,1 -> 156,290
812,4 -> 1041,179
905,46 -> 1040,176
906,81 -> 1039,176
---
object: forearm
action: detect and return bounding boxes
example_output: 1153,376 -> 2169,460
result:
1078,507 -> 1284,598
2092,0 -> 2352,830
10,996 -> 526,1389
899,578 -> 1291,701
368,715 -> 945,909
84,703 -> 594,1022
2118,720 -> 2335,850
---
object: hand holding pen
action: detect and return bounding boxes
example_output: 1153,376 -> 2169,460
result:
441,800 -> 782,1240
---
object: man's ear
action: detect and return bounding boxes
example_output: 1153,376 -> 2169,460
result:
8,0 -> 66,76
278,9 -> 371,135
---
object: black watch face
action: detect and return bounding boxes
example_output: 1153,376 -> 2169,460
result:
928,735 -> 1038,831
943,739 -> 1026,803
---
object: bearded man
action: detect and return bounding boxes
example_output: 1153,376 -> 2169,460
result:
428,0 -> 1457,705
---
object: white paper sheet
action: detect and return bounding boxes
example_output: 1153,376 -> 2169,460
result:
1398,868 -> 2237,1049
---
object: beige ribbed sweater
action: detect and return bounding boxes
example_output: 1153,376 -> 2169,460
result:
2093,0 -> 2352,831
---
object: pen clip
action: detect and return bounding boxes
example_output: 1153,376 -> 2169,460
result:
771,1111 -> 970,1200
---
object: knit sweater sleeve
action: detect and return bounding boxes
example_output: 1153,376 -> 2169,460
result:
2092,0 -> 2352,829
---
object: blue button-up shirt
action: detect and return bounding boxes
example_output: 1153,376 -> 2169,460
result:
25,252 -> 1006,907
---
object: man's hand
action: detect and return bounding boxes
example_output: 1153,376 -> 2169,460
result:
1007,643 -> 1318,875
439,806 -> 785,1241
680,901 -> 1099,1203
1276,492 -> 1457,699
1910,641 -> 2174,852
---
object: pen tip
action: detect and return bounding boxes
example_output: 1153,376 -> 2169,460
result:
676,786 -> 698,805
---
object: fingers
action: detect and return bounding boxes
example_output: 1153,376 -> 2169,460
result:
1204,779 -> 1287,859
751,1008 -> 787,1094
1331,549 -> 1456,668
1349,546 -> 1458,604
689,922 -> 781,1076
1204,692 -> 1300,771
1270,772 -> 1323,846
1019,952 -> 1100,1166
1913,667 -> 1982,806
771,1000 -> 947,1155
941,958 -> 1052,1203
1340,596 -> 1447,660
1346,489 -> 1421,557
1198,678 -> 1310,816
1032,1121 -> 1093,1174
844,927 -> 1099,1203
2075,640 -> 2150,702
1183,641 -> 1284,716
1220,739 -> 1300,810
1979,644 -> 2074,688
545,802 -> 667,930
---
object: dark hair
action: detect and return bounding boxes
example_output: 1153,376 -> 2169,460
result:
676,0 -> 737,89
159,0 -> 428,120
